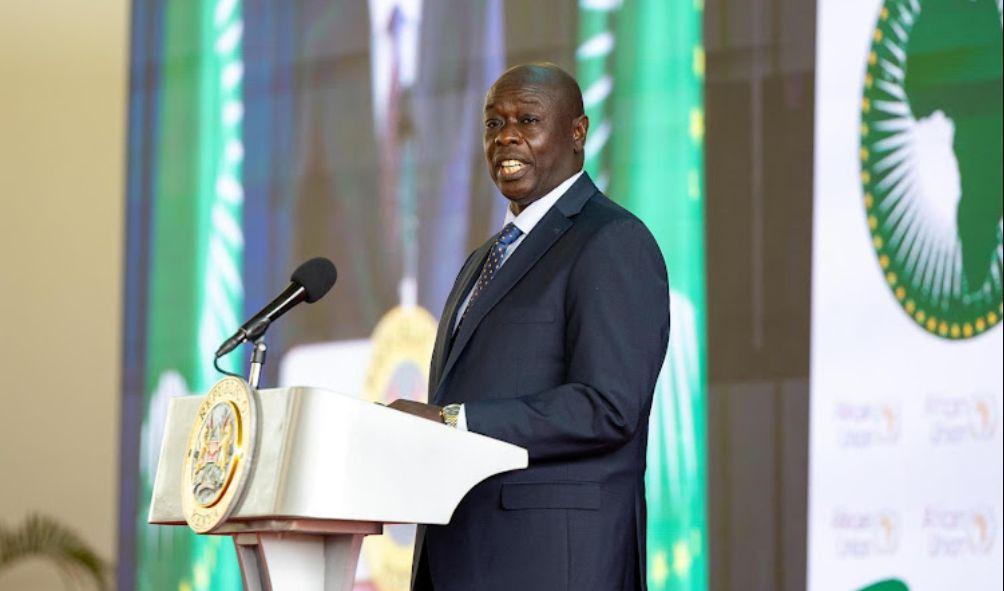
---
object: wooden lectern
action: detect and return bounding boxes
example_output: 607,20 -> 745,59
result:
148,384 -> 528,590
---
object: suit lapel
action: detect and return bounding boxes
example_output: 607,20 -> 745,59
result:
432,173 -> 598,404
428,240 -> 491,397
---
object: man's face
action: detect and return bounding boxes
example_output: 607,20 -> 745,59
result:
483,81 -> 584,208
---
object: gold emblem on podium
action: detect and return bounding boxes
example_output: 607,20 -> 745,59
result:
181,376 -> 258,533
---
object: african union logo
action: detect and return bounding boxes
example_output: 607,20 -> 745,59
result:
832,508 -> 901,557
181,376 -> 258,533
860,0 -> 1003,339
923,504 -> 998,556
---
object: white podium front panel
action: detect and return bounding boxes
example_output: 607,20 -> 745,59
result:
149,386 -> 527,527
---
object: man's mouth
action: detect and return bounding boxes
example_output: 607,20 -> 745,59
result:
496,159 -> 528,181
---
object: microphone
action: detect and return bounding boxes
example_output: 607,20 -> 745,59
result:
215,257 -> 337,358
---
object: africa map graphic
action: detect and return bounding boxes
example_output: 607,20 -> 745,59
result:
860,0 -> 1003,339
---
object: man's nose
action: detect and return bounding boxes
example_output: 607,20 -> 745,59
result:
494,123 -> 521,145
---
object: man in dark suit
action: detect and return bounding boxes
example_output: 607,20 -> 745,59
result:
390,63 -> 670,591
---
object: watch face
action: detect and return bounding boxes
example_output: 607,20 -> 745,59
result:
442,404 -> 461,426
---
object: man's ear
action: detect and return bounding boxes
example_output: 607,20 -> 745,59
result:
572,115 -> 589,153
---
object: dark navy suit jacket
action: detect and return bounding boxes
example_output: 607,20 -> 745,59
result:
412,173 -> 670,591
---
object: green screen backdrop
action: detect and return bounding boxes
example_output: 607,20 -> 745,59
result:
124,1 -> 706,589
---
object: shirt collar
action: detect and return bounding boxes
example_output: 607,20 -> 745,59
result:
503,170 -> 584,235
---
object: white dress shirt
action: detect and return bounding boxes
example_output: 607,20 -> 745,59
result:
451,170 -> 584,430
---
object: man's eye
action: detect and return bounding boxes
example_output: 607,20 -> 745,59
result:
521,117 -> 539,124
486,119 -> 501,129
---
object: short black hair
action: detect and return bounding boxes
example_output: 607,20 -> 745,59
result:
494,63 -> 585,118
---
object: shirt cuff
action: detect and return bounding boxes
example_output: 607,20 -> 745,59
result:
456,404 -> 469,431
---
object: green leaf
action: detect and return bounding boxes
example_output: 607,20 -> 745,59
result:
0,513 -> 108,590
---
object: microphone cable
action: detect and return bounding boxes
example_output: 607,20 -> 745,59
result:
213,354 -> 243,379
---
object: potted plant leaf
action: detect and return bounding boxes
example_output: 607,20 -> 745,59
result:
0,513 -> 108,590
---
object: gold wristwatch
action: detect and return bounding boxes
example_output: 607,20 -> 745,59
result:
440,403 -> 462,428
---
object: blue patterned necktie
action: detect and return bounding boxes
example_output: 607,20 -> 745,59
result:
461,222 -> 523,322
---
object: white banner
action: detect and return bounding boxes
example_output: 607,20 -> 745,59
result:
809,1 -> 1003,590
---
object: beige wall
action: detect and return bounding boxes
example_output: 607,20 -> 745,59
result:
0,0 -> 128,588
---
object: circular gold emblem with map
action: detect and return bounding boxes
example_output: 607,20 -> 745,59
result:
181,376 -> 258,533
860,0 -> 1002,339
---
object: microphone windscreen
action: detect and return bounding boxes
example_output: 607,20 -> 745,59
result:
291,257 -> 338,303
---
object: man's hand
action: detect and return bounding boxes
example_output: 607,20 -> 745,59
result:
387,399 -> 444,423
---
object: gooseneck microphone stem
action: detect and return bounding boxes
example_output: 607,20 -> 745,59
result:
247,339 -> 267,389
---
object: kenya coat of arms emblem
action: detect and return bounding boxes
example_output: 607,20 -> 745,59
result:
181,376 -> 258,533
